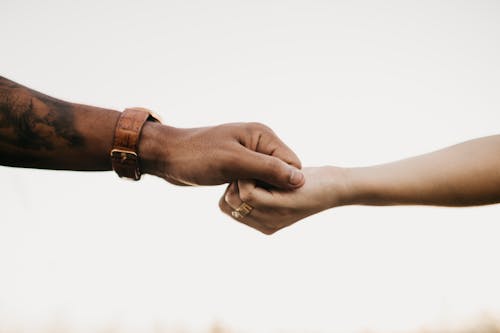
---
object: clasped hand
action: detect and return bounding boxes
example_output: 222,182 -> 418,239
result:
145,121 -> 328,234
219,167 -> 348,235
162,122 -> 346,235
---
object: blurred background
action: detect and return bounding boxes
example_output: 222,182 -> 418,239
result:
1,0 -> 500,332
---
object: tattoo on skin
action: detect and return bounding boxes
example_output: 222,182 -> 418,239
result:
0,77 -> 84,151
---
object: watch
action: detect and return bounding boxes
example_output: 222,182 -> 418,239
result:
110,107 -> 161,180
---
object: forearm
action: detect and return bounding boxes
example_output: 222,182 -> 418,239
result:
0,76 -> 121,171
339,135 -> 500,207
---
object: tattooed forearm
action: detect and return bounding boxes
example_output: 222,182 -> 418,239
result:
0,77 -> 84,152
0,75 -> 120,171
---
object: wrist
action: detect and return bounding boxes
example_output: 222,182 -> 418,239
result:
323,165 -> 360,208
138,121 -> 175,178
340,166 -> 382,206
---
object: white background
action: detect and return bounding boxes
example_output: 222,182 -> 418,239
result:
1,1 -> 500,332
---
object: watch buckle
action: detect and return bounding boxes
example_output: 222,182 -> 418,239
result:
110,149 -> 140,180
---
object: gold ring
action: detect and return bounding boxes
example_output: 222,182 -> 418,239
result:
231,202 -> 254,219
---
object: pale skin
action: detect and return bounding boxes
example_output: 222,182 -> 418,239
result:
0,76 -> 305,189
220,135 -> 500,234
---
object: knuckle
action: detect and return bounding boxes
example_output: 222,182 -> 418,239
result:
239,189 -> 254,204
248,122 -> 271,133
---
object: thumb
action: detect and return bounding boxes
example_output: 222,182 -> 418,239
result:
231,148 -> 305,190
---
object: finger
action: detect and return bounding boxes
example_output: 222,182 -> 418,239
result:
255,129 -> 302,170
218,195 -> 276,235
237,179 -> 275,207
229,146 -> 305,190
224,182 -> 243,209
219,183 -> 233,209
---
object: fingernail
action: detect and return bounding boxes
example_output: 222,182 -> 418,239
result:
289,168 -> 304,186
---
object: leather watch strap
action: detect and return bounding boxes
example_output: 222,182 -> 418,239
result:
110,107 -> 160,180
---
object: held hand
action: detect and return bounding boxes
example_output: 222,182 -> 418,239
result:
219,167 -> 350,234
140,122 -> 305,190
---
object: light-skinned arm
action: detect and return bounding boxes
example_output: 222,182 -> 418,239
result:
220,135 -> 500,234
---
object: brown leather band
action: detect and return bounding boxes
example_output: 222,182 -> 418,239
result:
110,107 -> 160,180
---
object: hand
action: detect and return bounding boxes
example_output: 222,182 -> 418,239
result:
140,122 -> 305,190
219,166 -> 350,234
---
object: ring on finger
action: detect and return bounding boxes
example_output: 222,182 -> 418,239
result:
231,202 -> 254,219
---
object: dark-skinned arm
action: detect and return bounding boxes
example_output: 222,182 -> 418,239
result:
0,76 -> 305,189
